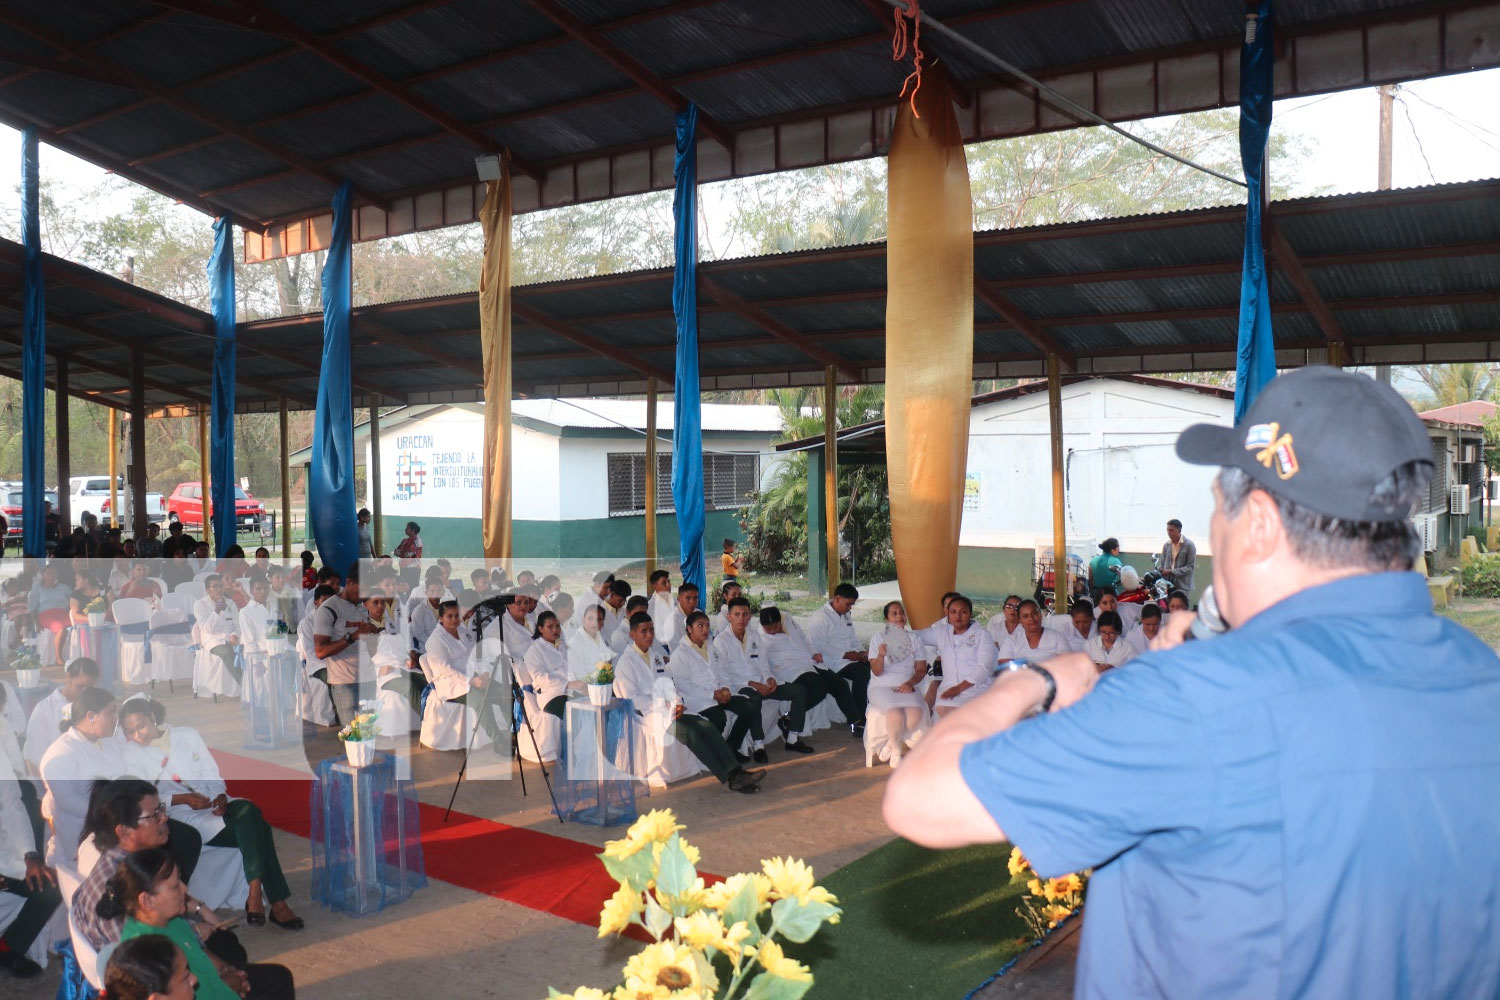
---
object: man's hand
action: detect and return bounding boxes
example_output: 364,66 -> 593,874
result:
748,680 -> 774,696
1152,611 -> 1195,652
939,680 -> 971,701
843,650 -> 863,662
673,703 -> 685,719
227,634 -> 240,646
714,688 -> 731,704
223,967 -> 251,998
211,794 -> 229,816
1032,652 -> 1099,711
23,857 -> 53,892
811,653 -> 824,664
472,674 -> 490,689
181,792 -> 213,811
353,620 -> 380,635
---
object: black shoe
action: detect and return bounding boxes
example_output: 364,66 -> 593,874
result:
245,904 -> 266,927
850,721 -> 865,738
0,953 -> 42,979
727,770 -> 760,793
734,751 -> 751,764
776,715 -> 791,736
752,748 -> 769,764
269,912 -> 305,931
742,767 -> 767,783
784,739 -> 815,754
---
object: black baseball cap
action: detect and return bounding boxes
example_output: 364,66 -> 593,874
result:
1176,366 -> 1433,522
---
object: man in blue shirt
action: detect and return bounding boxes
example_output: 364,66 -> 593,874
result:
885,367 -> 1500,999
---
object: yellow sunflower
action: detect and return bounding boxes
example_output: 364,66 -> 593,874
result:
703,872 -> 772,913
598,883 -> 640,938
1043,903 -> 1075,928
756,940 -> 813,983
1007,846 -> 1031,878
551,989 -> 610,1000
621,941 -> 704,995
603,809 -> 685,861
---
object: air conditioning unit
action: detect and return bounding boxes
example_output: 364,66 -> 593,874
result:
1412,513 -> 1439,551
1461,443 -> 1479,464
1450,484 -> 1471,516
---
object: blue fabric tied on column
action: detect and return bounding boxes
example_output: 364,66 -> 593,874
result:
53,937 -> 89,1000
311,180 -> 360,575
20,126 -> 45,559
208,214 -> 237,555
1235,0 -> 1276,424
672,104 -> 706,595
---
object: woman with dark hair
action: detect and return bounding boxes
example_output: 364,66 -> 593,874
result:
101,849 -> 295,999
1089,538 -> 1124,600
521,610 -> 571,720
38,685 -> 123,865
116,697 -> 301,930
567,603 -> 611,681
101,934 -> 197,1000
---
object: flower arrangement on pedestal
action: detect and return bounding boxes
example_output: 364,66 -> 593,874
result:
337,700 -> 379,766
585,661 -> 615,707
84,596 -> 108,625
1007,847 -> 1088,939
11,650 -> 40,688
548,808 -> 840,1000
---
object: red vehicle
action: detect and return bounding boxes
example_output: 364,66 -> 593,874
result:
166,481 -> 267,535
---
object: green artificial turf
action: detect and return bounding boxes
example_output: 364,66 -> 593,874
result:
786,838 -> 1034,999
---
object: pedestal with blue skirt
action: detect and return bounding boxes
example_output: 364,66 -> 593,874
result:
309,752 -> 426,917
555,696 -> 647,826
71,621 -> 119,690
241,648 -> 301,749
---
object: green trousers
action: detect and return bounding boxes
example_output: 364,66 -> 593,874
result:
697,700 -> 753,754
542,695 -> 567,719
738,682 -> 812,735
381,671 -> 426,717
207,799 -> 290,904
210,643 -> 242,684
450,690 -> 507,744
671,713 -> 740,783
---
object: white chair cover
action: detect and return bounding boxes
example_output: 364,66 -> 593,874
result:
510,655 -> 559,764
417,652 -> 495,752
148,605 -> 196,683
189,845 -> 251,911
68,908 -> 99,986
172,581 -> 205,602
638,676 -> 707,788
194,645 -> 241,699
112,597 -> 153,685
863,680 -> 936,767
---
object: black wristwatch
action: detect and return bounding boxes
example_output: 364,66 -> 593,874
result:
1004,659 -> 1057,714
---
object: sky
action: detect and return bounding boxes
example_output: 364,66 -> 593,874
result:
0,66 -> 1497,280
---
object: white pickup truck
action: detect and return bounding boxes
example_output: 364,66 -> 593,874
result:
68,476 -> 167,526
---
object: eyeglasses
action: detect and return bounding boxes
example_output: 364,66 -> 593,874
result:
136,804 -> 168,825
1003,603 -> 1020,611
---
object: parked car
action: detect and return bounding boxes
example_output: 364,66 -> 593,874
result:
69,476 -> 167,526
0,483 -> 58,546
165,481 -> 267,535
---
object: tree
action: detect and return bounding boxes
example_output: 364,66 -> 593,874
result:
740,384 -> 891,581
1408,363 -> 1499,411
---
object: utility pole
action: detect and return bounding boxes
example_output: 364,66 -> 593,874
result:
1375,84 -> 1395,386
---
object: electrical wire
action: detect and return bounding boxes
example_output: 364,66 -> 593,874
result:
874,0 -> 1247,189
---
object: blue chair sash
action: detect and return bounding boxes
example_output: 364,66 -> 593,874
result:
117,618 -> 192,663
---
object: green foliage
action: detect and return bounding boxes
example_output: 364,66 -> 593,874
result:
1460,555 -> 1500,598
1409,363 -> 1499,412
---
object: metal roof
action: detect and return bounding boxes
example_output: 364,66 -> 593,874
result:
0,0 -> 1493,259
2,178 -> 1497,412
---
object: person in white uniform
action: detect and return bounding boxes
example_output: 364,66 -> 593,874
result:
1095,588 -> 1141,633
38,685 -> 124,866
916,595 -> 999,716
520,611 -> 572,720
986,595 -> 1025,660
709,599 -> 773,761
614,612 -> 762,794
868,601 -> 930,766
666,611 -> 755,754
647,571 -> 675,638
1010,599 -> 1072,660
746,607 -> 817,754
192,574 -> 243,690
1124,604 -> 1163,657
1084,610 -> 1136,670
0,680 -> 59,978
495,590 -> 536,665
406,577 -> 446,662
567,604 -> 614,682
23,656 -> 99,773
710,581 -> 743,637
1045,600 -> 1095,653
424,602 -> 504,746
609,596 -> 650,656
655,583 -> 700,653
805,583 -> 871,731
117,696 -> 303,930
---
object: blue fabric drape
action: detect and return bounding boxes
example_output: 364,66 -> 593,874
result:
1235,0 -> 1276,424
20,127 -> 45,558
311,181 -> 360,576
672,105 -> 706,595
208,214 -> 237,556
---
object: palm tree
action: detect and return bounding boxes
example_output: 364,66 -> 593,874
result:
1411,364 -> 1498,410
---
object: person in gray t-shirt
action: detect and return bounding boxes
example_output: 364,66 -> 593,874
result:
312,569 -> 379,725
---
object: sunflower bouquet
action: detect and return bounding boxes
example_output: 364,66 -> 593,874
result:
586,661 -> 615,686
549,808 -> 840,1000
1007,846 -> 1088,940
337,700 -> 379,743
84,596 -> 108,615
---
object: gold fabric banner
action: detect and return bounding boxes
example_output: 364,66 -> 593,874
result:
480,167 -> 513,560
885,72 -> 973,629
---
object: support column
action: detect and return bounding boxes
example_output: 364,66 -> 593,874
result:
823,367 -> 840,595
368,404 -> 383,555
644,376 -> 658,578
1047,354 -> 1069,615
129,351 -> 147,541
197,403 -> 211,551
107,409 -> 118,529
279,398 -> 291,559
55,358 -> 70,533
807,447 -> 826,590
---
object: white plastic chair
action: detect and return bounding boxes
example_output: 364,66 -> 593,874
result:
148,576 -> 169,600
113,597 -> 153,685
173,580 -> 205,602
637,676 -> 708,788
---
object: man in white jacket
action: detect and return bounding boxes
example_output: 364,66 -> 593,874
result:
804,583 -> 871,734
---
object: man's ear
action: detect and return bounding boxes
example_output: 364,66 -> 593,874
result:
1238,488 -> 1287,567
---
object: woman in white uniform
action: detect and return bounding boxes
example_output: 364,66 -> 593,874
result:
1083,610 -> 1135,671
424,602 -> 503,745
867,601 -> 929,765
117,696 -> 303,931
566,605 -> 612,682
38,685 -> 124,865
916,595 -> 999,717
1011,599 -> 1072,660
520,611 -> 571,720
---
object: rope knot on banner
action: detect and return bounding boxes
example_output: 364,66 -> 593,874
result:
891,0 -> 925,117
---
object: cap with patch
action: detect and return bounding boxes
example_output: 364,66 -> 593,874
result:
1176,366 -> 1434,522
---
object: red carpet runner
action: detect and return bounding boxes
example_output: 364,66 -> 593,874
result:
217,750 -> 701,935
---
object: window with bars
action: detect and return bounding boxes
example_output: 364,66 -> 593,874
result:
606,452 -> 760,516
1424,436 -> 1450,514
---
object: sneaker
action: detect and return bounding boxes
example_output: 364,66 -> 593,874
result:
752,748 -> 769,764
784,739 -> 815,754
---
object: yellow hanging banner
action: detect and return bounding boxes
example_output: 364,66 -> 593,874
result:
480,165 -> 513,561
885,71 -> 973,629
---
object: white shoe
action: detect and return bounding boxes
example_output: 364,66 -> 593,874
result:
904,729 -> 923,750
889,748 -> 903,769
877,743 -> 892,762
